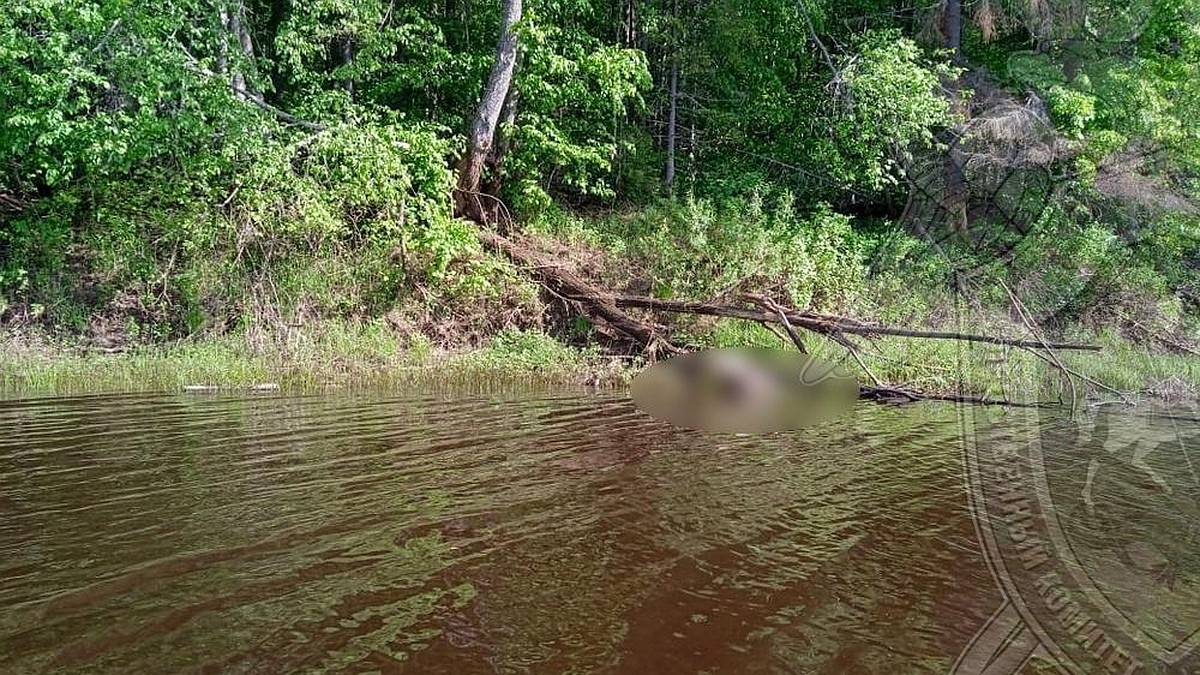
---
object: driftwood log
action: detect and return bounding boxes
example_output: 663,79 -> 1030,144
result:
477,229 -> 1103,407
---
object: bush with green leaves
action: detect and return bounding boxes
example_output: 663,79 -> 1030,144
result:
1,117 -> 495,339
235,123 -> 471,275
579,188 -> 866,311
836,30 -> 960,190
504,17 -> 651,213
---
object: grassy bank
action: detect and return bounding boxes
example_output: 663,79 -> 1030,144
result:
5,316 -> 1199,404
0,324 -> 624,397
5,195 -> 1200,402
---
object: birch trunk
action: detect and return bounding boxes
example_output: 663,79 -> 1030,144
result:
227,0 -> 260,103
665,57 -> 678,187
341,36 -> 355,97
457,0 -> 522,221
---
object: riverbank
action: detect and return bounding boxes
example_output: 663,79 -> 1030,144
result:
5,317 -> 1199,403
0,324 -> 621,396
5,200 -> 1200,402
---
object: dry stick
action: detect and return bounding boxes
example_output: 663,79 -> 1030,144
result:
758,296 -> 886,385
453,187 -> 516,230
859,385 -> 923,402
760,298 -> 1000,402
610,295 -> 1102,351
831,332 -> 885,387
1019,343 -> 1132,404
220,182 -> 242,208
793,0 -> 845,97
477,231 -> 682,355
181,57 -> 327,131
999,280 -> 1078,406
775,304 -> 1074,406
0,192 -> 29,212
1000,281 -> 1132,405
472,232 -> 1098,408
764,322 -> 799,350
760,298 -> 807,353
1130,319 -> 1200,357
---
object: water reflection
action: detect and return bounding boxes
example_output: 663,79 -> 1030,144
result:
0,390 -> 1192,673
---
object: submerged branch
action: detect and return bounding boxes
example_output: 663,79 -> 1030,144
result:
860,386 -> 1060,408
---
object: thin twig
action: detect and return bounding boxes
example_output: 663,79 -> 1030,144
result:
220,182 -> 242,208
761,298 -> 807,353
1000,279 -> 1078,405
842,336 -> 884,386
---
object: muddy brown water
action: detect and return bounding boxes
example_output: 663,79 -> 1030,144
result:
0,389 -> 1196,674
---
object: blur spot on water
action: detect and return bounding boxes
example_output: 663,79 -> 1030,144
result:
631,348 -> 858,433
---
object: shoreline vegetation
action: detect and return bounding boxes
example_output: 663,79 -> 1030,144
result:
4,2 -> 1200,405
5,315 -> 1200,404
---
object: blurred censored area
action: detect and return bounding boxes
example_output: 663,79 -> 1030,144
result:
631,348 -> 858,433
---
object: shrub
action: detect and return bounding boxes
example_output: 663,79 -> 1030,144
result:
578,187 -> 867,311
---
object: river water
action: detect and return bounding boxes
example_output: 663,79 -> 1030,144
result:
0,388 -> 1196,674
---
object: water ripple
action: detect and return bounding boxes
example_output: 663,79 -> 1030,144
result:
0,390 -> 1006,673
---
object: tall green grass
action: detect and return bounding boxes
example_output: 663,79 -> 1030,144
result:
0,324 -> 601,397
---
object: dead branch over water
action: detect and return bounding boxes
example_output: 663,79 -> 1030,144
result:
608,295 -> 1100,352
478,230 -> 1107,408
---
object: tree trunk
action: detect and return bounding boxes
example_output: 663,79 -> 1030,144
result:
341,36 -> 355,97
216,5 -> 229,76
946,0 -> 963,64
619,0 -> 636,46
483,84 -> 519,185
688,119 -> 696,185
944,0 -> 967,230
664,57 -> 678,187
457,0 -> 522,222
607,295 -> 1101,351
227,0 -> 261,103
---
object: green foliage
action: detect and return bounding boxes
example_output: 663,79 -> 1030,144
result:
1006,52 -> 1067,91
274,0 -> 481,124
506,16 -> 651,211
583,189 -> 865,311
4,0 -> 1200,362
1047,85 -> 1096,137
0,0 -> 259,188
242,123 -> 468,273
837,31 -> 959,189
458,328 -> 582,375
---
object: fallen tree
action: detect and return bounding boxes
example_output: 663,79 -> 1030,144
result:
607,294 -> 1101,352
448,0 -> 1101,409
478,230 -> 682,356
476,229 -> 1108,407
